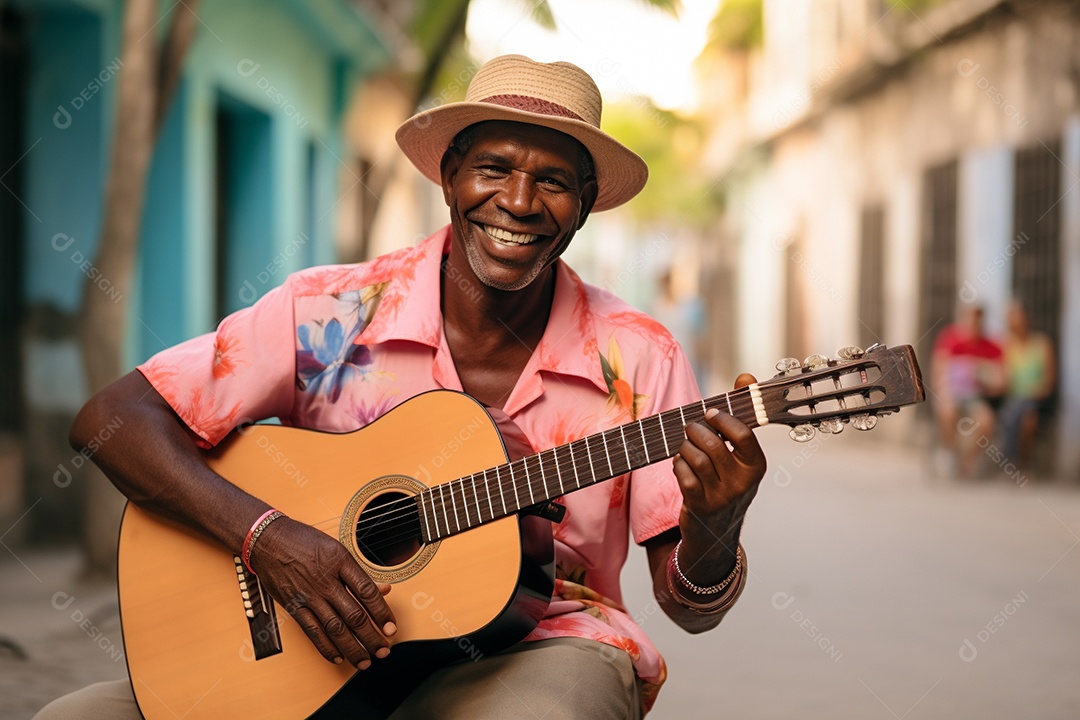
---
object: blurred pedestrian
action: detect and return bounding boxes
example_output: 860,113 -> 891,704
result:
651,268 -> 706,388
931,305 -> 1004,477
999,301 -> 1055,469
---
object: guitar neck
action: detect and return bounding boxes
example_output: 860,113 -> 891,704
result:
416,384 -> 768,542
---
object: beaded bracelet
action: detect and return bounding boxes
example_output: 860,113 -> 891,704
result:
242,509 -> 284,573
672,540 -> 744,595
667,542 -> 747,614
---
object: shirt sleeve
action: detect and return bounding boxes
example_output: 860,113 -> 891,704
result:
136,284 -> 297,448
628,343 -> 701,545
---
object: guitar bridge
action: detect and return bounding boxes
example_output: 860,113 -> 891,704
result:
233,555 -> 283,660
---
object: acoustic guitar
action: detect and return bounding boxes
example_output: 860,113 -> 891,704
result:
117,343 -> 924,718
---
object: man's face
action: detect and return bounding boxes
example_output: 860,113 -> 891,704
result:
440,120 -> 597,292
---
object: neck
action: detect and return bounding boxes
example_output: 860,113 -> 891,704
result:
413,384 -> 768,542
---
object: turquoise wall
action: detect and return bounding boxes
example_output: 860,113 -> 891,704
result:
23,7 -> 111,312
133,0 -> 362,360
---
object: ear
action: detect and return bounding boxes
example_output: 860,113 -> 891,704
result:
575,177 -> 598,230
439,148 -> 463,206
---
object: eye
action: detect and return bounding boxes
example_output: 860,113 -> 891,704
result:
477,165 -> 509,178
538,176 -> 569,191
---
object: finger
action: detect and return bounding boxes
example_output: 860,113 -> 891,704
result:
704,409 -> 766,467
734,372 -> 758,389
309,598 -> 373,669
678,418 -> 733,489
672,452 -> 706,501
341,563 -> 398,637
289,605 -> 350,666
330,585 -> 392,661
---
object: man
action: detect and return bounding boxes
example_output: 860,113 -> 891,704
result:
36,55 -> 766,718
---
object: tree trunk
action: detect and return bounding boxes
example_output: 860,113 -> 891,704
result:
77,0 -> 199,576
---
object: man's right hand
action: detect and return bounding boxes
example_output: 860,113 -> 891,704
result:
249,516 -> 397,669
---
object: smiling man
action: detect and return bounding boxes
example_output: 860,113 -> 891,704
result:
37,55 -> 766,719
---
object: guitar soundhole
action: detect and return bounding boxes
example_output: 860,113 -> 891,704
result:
355,491 -> 423,567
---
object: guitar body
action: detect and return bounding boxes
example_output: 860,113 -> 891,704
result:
118,391 -> 555,719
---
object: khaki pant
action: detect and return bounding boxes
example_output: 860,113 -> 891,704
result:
33,637 -> 642,719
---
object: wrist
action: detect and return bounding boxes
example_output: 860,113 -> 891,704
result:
667,541 -> 747,614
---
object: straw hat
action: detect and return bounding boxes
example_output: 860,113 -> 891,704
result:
395,54 -> 648,212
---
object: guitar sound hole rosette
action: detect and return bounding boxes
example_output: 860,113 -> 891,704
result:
340,475 -> 440,584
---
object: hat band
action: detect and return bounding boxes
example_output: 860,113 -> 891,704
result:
479,94 -> 585,123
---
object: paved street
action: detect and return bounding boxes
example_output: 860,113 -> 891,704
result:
626,431 -> 1080,720
2,431 -> 1079,719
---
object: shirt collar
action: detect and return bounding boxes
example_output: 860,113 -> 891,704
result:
356,224 -> 608,399
355,226 -> 449,349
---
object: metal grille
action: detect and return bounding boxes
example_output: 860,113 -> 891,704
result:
917,159 -> 959,365
857,205 -> 886,349
1012,140 -> 1063,355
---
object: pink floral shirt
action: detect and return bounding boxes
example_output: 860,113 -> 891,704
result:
138,227 -> 702,713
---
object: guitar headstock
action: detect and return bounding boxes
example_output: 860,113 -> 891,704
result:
759,344 -> 924,442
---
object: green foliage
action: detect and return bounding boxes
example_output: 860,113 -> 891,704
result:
706,0 -> 762,53
602,101 -> 716,225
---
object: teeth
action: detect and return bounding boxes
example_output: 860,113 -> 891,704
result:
483,225 -> 539,246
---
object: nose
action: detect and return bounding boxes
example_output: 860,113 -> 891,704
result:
496,170 -> 539,217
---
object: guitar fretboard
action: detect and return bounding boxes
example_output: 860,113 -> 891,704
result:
414,384 -> 768,542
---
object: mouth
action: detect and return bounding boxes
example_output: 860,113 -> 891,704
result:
481,224 -> 541,247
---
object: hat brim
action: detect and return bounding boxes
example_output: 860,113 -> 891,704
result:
395,102 -> 648,212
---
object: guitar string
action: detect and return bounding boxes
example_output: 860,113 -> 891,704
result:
352,389 -> 766,544
350,387 -> 758,533
353,392 -> 765,548
354,372 -> 878,547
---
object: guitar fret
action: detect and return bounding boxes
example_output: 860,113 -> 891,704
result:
584,438 -> 596,484
602,430 -> 614,476
658,413 -> 670,455
419,491 -> 432,542
679,405 -> 686,427
661,409 -> 686,459
494,469 -> 507,516
514,460 -> 531,506
620,425 -> 631,471
480,473 -> 494,522
449,481 -> 461,533
539,450 -> 550,501
554,447 -> 566,495
461,479 -> 472,528
638,421 -> 650,465
520,459 -> 533,507
503,465 -> 519,515
568,442 -> 581,487
436,484 -> 447,539
726,393 -> 733,415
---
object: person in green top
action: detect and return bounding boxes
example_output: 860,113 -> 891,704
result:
1000,301 -> 1056,469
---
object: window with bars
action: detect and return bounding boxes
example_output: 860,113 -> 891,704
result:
917,159 -> 959,365
857,205 -> 886,349
1012,140 -> 1062,361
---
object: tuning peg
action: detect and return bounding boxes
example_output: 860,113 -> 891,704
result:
775,357 -> 802,375
789,424 -> 816,442
803,354 -> 829,370
851,414 -> 878,431
837,346 -> 863,360
817,417 -> 844,434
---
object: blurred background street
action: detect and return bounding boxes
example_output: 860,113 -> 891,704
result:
3,0 -> 1080,717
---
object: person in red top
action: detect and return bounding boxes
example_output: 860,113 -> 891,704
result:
932,305 -> 1005,477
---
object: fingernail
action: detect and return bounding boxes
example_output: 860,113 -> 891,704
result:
358,660 -> 371,670
384,621 -> 397,635
706,408 -> 719,419
376,647 -> 390,659
333,656 -> 343,665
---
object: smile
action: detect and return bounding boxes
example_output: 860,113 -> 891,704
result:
482,225 -> 540,246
